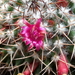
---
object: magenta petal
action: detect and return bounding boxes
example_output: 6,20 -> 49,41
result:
39,41 -> 43,47
20,30 -> 25,35
39,27 -> 46,33
28,43 -> 33,50
23,18 -> 31,26
25,39 -> 31,45
36,44 -> 40,51
21,26 -> 28,31
33,41 -> 37,46
35,18 -> 42,28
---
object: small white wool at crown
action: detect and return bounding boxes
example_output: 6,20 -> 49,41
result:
47,7 -> 57,17
0,31 -> 5,38
43,22 -> 48,27
56,23 -> 67,34
59,7 -> 70,17
5,14 -> 13,23
54,40 -> 63,48
12,7 -> 20,15
38,1 -> 44,9
6,30 -> 14,39
46,27 -> 53,32
43,22 -> 53,32
47,0 -> 55,9
32,11 -> 41,19
14,6 -> 23,15
44,0 -> 50,4
0,3 -> 9,11
24,8 -> 33,16
16,19 -> 25,26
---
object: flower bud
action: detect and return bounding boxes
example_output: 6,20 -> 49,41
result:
56,0 -> 69,7
23,61 -> 39,75
57,54 -> 69,75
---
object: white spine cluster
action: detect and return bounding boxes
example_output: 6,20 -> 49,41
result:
32,11 -> 41,19
59,7 -> 70,17
15,42 -> 23,50
16,19 -> 25,26
6,30 -> 14,39
56,23 -> 67,34
5,13 -> 13,23
52,55 -> 60,62
47,7 -> 57,17
0,3 -> 9,11
68,18 -> 75,26
54,39 -> 63,48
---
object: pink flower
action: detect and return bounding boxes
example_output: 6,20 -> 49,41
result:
20,18 -> 46,51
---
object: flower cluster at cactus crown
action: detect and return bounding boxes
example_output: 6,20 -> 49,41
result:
20,18 -> 46,50
1,0 -> 75,75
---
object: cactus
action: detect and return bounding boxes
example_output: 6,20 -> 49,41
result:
0,0 -> 75,75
